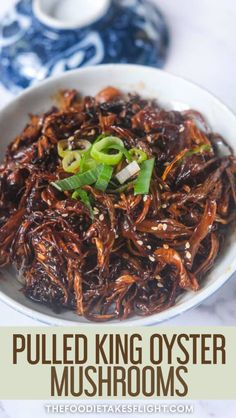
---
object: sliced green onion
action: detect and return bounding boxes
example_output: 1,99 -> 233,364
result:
93,133 -> 107,144
134,158 -> 155,195
129,148 -> 147,164
107,144 -> 132,162
80,148 -> 97,173
95,164 -> 113,192
177,144 -> 212,167
91,136 -> 124,166
52,165 -> 102,191
73,139 -> 91,153
62,151 -> 81,173
58,140 -> 69,158
79,137 -> 106,173
93,134 -> 132,162
116,161 -> 140,184
58,139 -> 91,159
183,144 -> 212,159
72,189 -> 94,219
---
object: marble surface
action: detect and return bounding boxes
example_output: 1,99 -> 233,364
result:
0,0 -> 236,416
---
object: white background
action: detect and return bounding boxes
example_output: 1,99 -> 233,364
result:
0,0 -> 236,417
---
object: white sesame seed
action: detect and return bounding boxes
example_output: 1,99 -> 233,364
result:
152,226 -> 158,231
163,244 -> 169,249
143,195 -> 148,202
159,184 -> 163,190
115,234 -> 119,239
147,245 -> 151,250
185,242 -> 190,249
99,214 -> 104,221
137,240 -> 143,245
157,283 -> 164,288
62,214 -> 68,218
149,255 -> 155,262
185,251 -> 191,260
162,204 -> 167,209
179,125 -> 185,133
155,275 -> 161,281
162,223 -> 168,231
183,185 -> 191,193
157,223 -> 163,230
93,207 -> 99,215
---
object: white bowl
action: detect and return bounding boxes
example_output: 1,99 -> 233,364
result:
0,64 -> 236,326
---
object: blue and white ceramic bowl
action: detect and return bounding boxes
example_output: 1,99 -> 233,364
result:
0,0 -> 169,93
0,64 -> 236,326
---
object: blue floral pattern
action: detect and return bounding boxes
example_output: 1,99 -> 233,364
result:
0,0 -> 169,92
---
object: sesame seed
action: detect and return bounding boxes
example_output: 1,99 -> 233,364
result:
143,195 -> 148,202
137,240 -> 143,245
152,226 -> 158,231
185,242 -> 190,249
155,275 -> 161,281
163,244 -> 169,249
183,185 -> 191,193
162,223 -> 168,231
62,214 -> 68,218
93,207 -> 99,215
115,234 -> 119,239
185,251 -> 191,260
157,223 -> 163,230
179,125 -> 185,132
99,214 -> 104,221
157,283 -> 164,288
162,204 -> 167,209
159,184 -> 163,190
147,245 -> 151,250
149,255 -> 155,262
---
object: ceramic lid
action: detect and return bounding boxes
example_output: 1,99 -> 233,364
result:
0,0 -> 170,92
33,0 -> 111,29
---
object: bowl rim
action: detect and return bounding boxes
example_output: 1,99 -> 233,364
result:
0,63 -> 236,326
